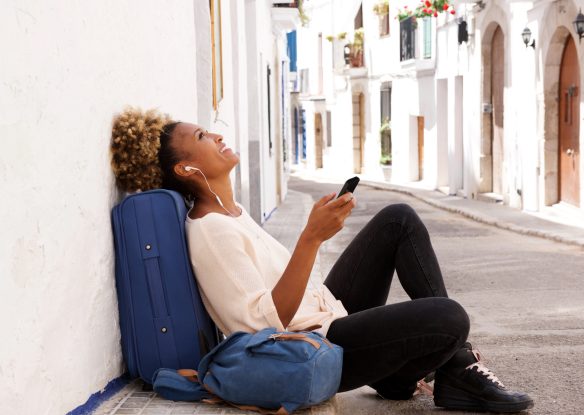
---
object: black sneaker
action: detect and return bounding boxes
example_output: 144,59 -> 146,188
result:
434,343 -> 534,413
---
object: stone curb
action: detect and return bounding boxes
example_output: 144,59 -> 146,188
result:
359,179 -> 584,249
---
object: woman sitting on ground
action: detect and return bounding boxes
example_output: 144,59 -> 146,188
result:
110,107 -> 533,413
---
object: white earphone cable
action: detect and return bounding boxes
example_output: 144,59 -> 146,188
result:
186,166 -> 241,217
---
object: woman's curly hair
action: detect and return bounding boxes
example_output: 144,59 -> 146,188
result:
110,107 -> 171,193
110,107 -> 196,202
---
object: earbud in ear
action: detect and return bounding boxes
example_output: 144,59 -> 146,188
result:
185,166 -> 200,172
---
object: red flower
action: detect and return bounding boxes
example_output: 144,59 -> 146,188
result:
443,3 -> 449,10
425,0 -> 432,7
433,11 -> 438,17
450,9 -> 456,15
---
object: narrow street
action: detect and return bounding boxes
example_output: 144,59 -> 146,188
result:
288,176 -> 584,415
97,176 -> 584,415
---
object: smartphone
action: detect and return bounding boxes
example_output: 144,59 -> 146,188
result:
336,176 -> 360,198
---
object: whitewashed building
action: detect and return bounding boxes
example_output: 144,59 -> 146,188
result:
0,1 -> 298,413
296,0 -> 584,216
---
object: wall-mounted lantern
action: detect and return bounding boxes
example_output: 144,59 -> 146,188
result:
573,9 -> 584,43
458,19 -> 469,44
522,27 -> 535,49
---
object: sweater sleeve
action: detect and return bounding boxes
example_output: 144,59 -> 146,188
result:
187,217 -> 286,334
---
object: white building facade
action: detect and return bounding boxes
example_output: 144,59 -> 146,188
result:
0,1 -> 297,413
296,0 -> 584,216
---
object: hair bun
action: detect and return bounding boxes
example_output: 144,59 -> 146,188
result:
110,107 -> 172,193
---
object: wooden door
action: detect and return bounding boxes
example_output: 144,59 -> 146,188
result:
352,94 -> 363,173
418,116 -> 425,180
491,26 -> 504,194
559,36 -> 581,207
315,113 -> 323,168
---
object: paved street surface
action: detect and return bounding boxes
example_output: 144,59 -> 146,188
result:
96,176 -> 584,415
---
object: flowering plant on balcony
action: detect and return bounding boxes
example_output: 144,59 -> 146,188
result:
372,0 -> 390,16
396,0 -> 456,22
352,28 -> 365,51
325,31 -> 348,42
298,0 -> 310,26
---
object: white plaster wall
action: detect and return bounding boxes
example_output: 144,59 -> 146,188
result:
504,1 -> 532,208
418,75 -> 439,187
243,0 -> 286,222
444,76 -> 462,193
257,2 -> 280,220
299,0 -> 368,177
295,6 -> 324,173
462,34 -> 482,200
323,88 -> 356,176
362,79 -> 384,179
391,77 -> 420,182
230,0 -> 251,210
0,1 -> 199,414
193,0 -> 248,212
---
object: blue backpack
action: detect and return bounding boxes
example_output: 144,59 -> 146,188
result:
153,327 -> 343,414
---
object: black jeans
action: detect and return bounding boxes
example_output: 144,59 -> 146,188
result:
325,204 -> 470,394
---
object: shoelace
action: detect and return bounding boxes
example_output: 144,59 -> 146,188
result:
466,361 -> 506,388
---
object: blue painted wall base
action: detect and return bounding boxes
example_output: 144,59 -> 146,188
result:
66,375 -> 130,415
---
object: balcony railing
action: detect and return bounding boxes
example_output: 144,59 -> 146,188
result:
271,0 -> 300,32
400,16 -> 416,61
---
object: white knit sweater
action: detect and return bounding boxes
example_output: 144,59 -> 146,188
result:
185,203 -> 348,336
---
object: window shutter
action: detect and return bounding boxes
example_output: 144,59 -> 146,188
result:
423,17 -> 432,59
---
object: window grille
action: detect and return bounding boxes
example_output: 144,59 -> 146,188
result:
400,16 -> 416,61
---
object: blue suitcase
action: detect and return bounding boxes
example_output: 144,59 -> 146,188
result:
111,189 -> 219,384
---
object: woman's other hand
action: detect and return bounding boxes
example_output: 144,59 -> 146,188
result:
302,192 -> 357,244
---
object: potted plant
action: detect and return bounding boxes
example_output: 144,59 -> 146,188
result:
373,0 -> 390,36
348,28 -> 365,67
372,0 -> 389,16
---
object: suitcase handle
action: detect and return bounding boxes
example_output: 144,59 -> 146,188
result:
134,197 -> 180,369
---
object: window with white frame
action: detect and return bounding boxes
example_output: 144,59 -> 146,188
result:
423,17 -> 432,59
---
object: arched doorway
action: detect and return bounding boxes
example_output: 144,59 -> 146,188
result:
480,23 -> 505,197
491,26 -> 505,195
558,36 -> 580,207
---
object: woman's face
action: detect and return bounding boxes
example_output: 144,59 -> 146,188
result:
172,122 -> 239,177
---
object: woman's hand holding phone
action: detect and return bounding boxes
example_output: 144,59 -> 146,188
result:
276,179 -> 357,326
302,186 -> 357,245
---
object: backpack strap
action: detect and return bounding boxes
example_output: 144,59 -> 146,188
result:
177,369 -> 290,415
